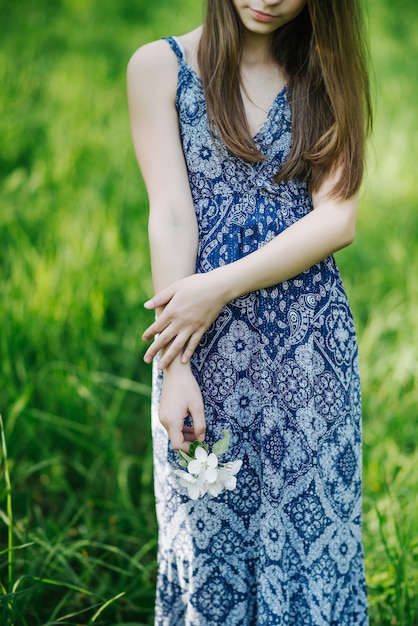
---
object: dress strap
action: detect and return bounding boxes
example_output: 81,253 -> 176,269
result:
164,36 -> 185,61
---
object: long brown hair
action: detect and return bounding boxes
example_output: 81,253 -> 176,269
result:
197,0 -> 372,198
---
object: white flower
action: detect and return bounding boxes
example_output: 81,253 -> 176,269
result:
174,469 -> 201,500
207,481 -> 224,497
188,446 -> 219,484
175,430 -> 243,500
218,460 -> 243,491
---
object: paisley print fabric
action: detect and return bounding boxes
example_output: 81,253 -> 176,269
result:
151,37 -> 368,625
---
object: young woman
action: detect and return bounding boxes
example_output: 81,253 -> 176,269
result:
127,1 -> 372,624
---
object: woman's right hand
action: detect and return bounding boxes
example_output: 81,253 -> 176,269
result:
143,270 -> 228,369
159,359 -> 206,452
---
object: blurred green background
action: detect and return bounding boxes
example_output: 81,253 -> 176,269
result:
0,0 -> 417,623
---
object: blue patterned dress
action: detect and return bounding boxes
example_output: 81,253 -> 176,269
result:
151,37 -> 368,625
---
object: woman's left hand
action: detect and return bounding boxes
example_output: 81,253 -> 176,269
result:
142,271 -> 227,369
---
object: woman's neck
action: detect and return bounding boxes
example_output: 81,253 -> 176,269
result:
240,30 -> 275,66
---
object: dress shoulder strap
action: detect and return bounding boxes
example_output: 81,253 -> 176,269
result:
164,36 -> 185,61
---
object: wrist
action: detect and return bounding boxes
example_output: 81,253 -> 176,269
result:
164,354 -> 191,376
211,264 -> 243,304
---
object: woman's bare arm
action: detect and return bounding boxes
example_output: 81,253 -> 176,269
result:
127,40 -> 205,450
127,40 -> 198,291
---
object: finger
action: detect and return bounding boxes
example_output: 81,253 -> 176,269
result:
182,425 -> 200,442
189,398 -> 206,442
143,327 -> 178,364
143,341 -> 161,364
142,324 -> 157,343
157,332 -> 191,369
160,408 -> 189,451
165,424 -> 186,451
142,318 -> 169,342
180,331 -> 204,364
144,285 -> 175,311
143,342 -> 161,364
183,430 -> 197,442
177,441 -> 192,453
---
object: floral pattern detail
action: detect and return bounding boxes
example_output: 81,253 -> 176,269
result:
218,320 -> 258,371
314,371 -> 346,421
224,378 -> 260,426
277,358 -> 311,409
152,37 -> 368,625
201,354 -> 238,400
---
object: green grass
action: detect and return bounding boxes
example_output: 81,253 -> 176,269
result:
0,0 -> 417,623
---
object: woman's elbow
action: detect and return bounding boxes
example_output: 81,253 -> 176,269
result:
337,213 -> 357,249
344,220 -> 356,246
314,187 -> 359,252
332,193 -> 358,250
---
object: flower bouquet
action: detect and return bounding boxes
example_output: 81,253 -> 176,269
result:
175,429 -> 242,500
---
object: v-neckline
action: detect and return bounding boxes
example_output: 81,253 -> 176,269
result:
249,83 -> 288,141
175,44 -> 287,141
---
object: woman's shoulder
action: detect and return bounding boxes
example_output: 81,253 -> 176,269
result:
126,40 -> 177,114
127,39 -> 176,82
128,27 -> 202,75
127,39 -> 182,105
127,27 -> 203,107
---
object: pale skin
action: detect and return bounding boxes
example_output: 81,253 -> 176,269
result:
127,0 -> 359,452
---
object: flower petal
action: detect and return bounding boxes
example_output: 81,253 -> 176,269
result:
182,474 -> 198,485
195,446 -> 208,462
188,459 -> 203,475
204,467 -> 218,484
207,452 -> 219,468
208,481 -> 224,497
174,469 -> 194,483
188,484 -> 201,500
224,474 -> 237,491
224,460 -> 243,475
